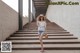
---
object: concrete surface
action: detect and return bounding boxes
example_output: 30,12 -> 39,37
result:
46,0 -> 80,38
0,50 -> 80,53
0,0 -> 18,42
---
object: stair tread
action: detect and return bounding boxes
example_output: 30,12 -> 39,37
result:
15,32 -> 69,34
13,34 -> 73,35
16,31 -> 69,33
12,44 -> 80,48
8,36 -> 78,40
18,30 -> 67,32
9,39 -> 80,43
9,36 -> 77,38
4,50 -> 80,53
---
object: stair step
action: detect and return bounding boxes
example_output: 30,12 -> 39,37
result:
12,44 -> 80,50
18,30 -> 67,32
3,50 -> 80,53
9,39 -> 80,44
17,31 -> 68,32
2,20 -> 80,51
8,36 -> 78,40
12,34 -> 73,37
11,34 -> 73,37
2,50 -> 80,53
15,31 -> 69,34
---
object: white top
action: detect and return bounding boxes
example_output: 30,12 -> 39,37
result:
37,21 -> 46,27
37,21 -> 46,31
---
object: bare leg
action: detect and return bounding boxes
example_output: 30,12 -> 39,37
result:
39,35 -> 44,52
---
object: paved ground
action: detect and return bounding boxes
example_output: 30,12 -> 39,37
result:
0,50 -> 80,53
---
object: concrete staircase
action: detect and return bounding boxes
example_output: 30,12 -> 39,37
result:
5,20 -> 80,53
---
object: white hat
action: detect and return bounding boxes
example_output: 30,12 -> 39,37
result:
39,14 -> 44,16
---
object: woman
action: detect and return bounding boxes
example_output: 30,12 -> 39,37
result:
36,14 -> 47,52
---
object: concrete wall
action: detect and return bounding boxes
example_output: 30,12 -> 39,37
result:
0,0 -> 18,42
23,17 -> 29,26
46,0 -> 80,38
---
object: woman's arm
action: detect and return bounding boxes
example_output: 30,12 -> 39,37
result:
37,21 -> 39,26
36,15 -> 40,26
44,21 -> 47,33
36,15 -> 40,21
44,21 -> 47,29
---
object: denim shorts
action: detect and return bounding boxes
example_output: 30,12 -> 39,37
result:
38,26 -> 45,35
38,30 -> 45,36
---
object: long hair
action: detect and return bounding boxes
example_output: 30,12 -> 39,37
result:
38,16 -> 45,21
